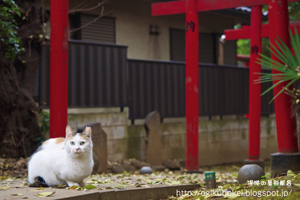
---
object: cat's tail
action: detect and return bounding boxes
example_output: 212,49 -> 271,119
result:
29,176 -> 49,187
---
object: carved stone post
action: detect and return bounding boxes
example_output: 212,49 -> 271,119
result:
144,111 -> 163,167
77,123 -> 107,174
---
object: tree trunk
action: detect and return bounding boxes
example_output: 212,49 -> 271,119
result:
0,44 -> 40,157
0,0 -> 45,158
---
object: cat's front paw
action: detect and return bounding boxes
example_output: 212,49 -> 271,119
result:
79,181 -> 86,187
66,181 -> 80,187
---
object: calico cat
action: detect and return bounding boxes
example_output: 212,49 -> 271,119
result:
28,126 -> 94,187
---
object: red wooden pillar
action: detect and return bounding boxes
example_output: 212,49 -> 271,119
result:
185,0 -> 199,171
248,6 -> 262,160
50,0 -> 69,138
268,0 -> 298,152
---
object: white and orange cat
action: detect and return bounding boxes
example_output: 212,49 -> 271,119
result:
28,126 -> 94,187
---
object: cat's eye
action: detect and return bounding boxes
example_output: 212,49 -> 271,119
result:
70,141 -> 75,145
80,142 -> 85,145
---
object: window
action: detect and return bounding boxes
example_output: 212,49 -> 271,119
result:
79,14 -> 116,44
170,29 -> 236,65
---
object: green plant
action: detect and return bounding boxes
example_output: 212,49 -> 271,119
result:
0,0 -> 24,60
257,28 -> 300,103
38,110 -> 50,140
237,39 -> 250,55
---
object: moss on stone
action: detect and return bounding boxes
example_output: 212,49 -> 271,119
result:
127,125 -> 145,160
170,146 -> 185,159
241,130 -> 247,140
266,118 -> 273,136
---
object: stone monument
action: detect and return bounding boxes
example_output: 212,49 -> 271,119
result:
144,111 -> 163,168
77,123 -> 107,174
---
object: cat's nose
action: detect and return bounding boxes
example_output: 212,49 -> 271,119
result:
74,148 -> 81,153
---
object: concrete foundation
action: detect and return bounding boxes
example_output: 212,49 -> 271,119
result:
270,152 -> 300,177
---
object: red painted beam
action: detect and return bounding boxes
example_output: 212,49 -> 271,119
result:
152,0 -> 300,16
225,22 -> 300,40
50,0 -> 69,138
185,0 -> 199,171
261,23 -> 300,37
224,25 -> 251,40
197,0 -> 270,12
152,1 -> 186,16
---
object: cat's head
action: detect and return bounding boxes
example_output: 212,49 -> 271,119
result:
64,125 -> 93,157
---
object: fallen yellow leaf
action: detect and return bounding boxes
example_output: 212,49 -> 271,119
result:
0,176 -> 8,180
38,191 -> 55,197
36,187 -> 44,190
68,185 -> 79,190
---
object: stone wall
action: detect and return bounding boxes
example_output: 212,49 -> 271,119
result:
65,108 -> 278,166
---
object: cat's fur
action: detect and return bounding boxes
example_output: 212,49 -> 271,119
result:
28,126 -> 94,187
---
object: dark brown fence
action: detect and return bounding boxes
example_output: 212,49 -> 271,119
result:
127,59 -> 186,119
38,40 -> 275,120
39,39 -> 128,108
127,59 -> 275,119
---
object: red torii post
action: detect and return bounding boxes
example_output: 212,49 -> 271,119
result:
268,0 -> 299,176
152,0 -> 299,172
225,11 -> 300,168
185,0 -> 199,171
50,0 -> 69,138
247,6 -> 263,167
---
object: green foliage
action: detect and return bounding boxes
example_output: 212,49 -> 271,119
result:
262,4 -> 268,13
0,0 -> 23,60
257,28 -> 300,102
236,32 -> 270,58
234,24 -> 250,56
289,2 -> 300,21
38,111 -> 50,140
236,2 -> 299,58
237,38 -> 270,58
237,39 -> 250,55
261,38 -> 271,58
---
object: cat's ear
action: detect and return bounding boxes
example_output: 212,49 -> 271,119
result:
82,127 -> 92,138
66,125 -> 74,138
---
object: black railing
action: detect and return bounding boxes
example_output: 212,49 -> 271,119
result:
38,40 -> 275,120
128,59 -> 186,119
